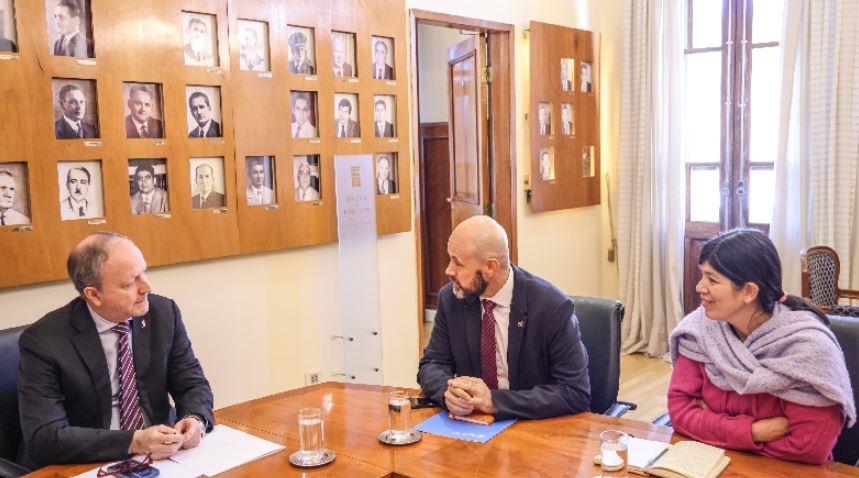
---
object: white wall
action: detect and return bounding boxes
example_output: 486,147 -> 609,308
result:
416,24 -> 472,123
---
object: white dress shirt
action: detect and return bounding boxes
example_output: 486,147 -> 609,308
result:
480,269 -> 514,390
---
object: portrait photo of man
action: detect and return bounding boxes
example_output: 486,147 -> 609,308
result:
128,160 -> 168,215
58,161 -> 103,220
371,36 -> 394,80
560,58 -> 573,92
561,103 -> 573,136
582,145 -> 595,177
124,83 -> 164,139
52,80 -> 99,140
245,156 -> 275,206
186,87 -> 222,138
373,96 -> 395,138
538,102 -> 551,136
294,156 -> 320,202
182,12 -> 217,67
375,154 -> 397,195
331,31 -> 355,78
290,91 -> 318,138
0,1 -> 19,52
334,95 -> 359,138
190,159 -> 225,209
47,0 -> 93,58
0,166 -> 31,226
581,61 -> 593,93
287,26 -> 315,74
539,148 -> 554,181
238,19 -> 269,72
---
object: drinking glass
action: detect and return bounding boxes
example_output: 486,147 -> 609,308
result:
599,430 -> 628,475
298,407 -> 324,463
387,390 -> 412,441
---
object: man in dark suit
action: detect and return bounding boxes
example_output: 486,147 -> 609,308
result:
376,155 -> 396,195
54,84 -> 98,139
335,98 -> 359,138
560,59 -> 573,91
17,232 -> 214,469
373,99 -> 394,137
125,84 -> 164,139
130,163 -> 168,214
418,215 -> 591,420
288,31 -> 314,74
51,0 -> 92,58
331,33 -> 353,77
191,163 -> 225,209
0,36 -> 17,52
187,91 -> 222,138
372,39 -> 394,80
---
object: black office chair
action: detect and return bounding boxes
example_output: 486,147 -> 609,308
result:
570,296 -> 637,417
829,315 -> 859,466
0,325 -> 29,478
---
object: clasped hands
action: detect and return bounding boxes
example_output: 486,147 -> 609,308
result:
697,399 -> 788,443
130,417 -> 204,460
444,376 -> 497,416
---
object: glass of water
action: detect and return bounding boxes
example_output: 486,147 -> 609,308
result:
599,430 -> 629,475
298,407 -> 324,464
387,391 -> 412,441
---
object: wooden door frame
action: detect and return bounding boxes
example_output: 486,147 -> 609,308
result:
409,9 -> 518,350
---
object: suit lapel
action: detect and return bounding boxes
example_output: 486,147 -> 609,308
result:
463,296 -> 482,375
131,314 -> 152,392
506,266 -> 527,389
70,300 -> 113,428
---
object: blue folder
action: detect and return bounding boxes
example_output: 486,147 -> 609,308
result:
414,411 -> 517,443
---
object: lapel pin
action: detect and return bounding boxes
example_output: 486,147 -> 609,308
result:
141,319 -> 146,329
517,321 -> 525,328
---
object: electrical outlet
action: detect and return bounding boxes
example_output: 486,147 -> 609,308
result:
304,370 -> 321,386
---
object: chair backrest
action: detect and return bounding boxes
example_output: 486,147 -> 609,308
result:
0,326 -> 26,463
829,315 -> 859,466
570,296 -> 624,414
802,246 -> 840,308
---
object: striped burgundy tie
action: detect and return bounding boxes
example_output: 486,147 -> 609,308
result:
113,321 -> 145,430
480,299 -> 498,389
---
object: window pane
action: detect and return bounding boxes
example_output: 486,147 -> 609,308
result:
749,47 -> 781,164
685,51 -> 722,164
749,166 -> 774,224
752,0 -> 784,44
691,0 -> 723,49
689,165 -> 720,222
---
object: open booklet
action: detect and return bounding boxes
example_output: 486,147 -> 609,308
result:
594,437 -> 731,478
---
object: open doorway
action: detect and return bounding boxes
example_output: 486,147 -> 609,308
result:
410,10 -> 517,349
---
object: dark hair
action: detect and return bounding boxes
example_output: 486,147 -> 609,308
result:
58,84 -> 83,103
699,228 -> 828,324
188,91 -> 210,109
57,0 -> 81,17
67,166 -> 90,183
337,98 -> 352,112
134,163 -> 155,178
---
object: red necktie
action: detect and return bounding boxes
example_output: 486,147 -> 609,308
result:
480,299 -> 498,389
113,321 -> 145,430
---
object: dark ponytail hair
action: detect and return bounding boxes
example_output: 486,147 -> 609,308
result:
698,228 -> 829,324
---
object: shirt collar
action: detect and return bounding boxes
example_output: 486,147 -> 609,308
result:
481,268 -> 514,308
87,303 -> 128,333
63,115 -> 82,130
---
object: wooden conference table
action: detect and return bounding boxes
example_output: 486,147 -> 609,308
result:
26,382 -> 859,477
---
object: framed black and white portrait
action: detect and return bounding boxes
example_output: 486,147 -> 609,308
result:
539,148 -> 555,181
0,162 -> 31,226
331,31 -> 356,78
46,0 -> 94,58
374,153 -> 398,195
186,85 -> 222,138
370,35 -> 394,80
560,58 -> 574,92
290,90 -> 318,139
123,82 -> 165,139
287,25 -> 315,74
333,92 -> 359,138
293,155 -> 320,202
245,156 -> 276,206
238,19 -> 269,72
582,145 -> 595,178
537,102 -> 552,136
182,11 -> 218,67
0,0 -> 18,52
51,78 -> 100,140
372,95 -> 395,138
190,157 -> 226,209
128,158 -> 169,215
560,103 -> 574,136
57,160 -> 103,220
580,61 -> 593,93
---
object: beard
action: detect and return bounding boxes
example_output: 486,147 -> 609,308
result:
451,270 -> 489,300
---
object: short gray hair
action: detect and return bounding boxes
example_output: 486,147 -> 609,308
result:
67,232 -> 131,294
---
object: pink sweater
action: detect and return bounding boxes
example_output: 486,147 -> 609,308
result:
668,355 -> 843,464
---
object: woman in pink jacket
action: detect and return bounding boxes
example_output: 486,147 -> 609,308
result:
668,229 -> 855,464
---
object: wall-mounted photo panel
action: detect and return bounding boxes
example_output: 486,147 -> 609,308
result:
560,103 -> 574,136
0,163 -> 31,226
371,35 -> 394,80
537,102 -> 552,136
46,0 -> 94,58
293,155 -> 320,202
582,145 -> 595,178
290,91 -> 318,138
52,78 -> 99,139
331,31 -> 356,78
333,93 -> 359,138
560,58 -> 574,92
123,82 -> 165,139
287,25 -> 315,74
539,147 -> 555,181
128,159 -> 169,215
238,19 -> 270,72
182,11 -> 218,67
580,61 -> 593,93
0,0 -> 18,52
57,160 -> 103,220
373,95 -> 395,138
186,85 -> 222,138
245,156 -> 275,206
375,153 -> 397,195
190,157 -> 226,209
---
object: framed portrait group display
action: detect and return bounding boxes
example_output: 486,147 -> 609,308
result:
0,0 -> 411,289
528,21 -> 600,213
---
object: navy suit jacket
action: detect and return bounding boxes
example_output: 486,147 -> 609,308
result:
17,295 -> 214,468
418,266 -> 591,420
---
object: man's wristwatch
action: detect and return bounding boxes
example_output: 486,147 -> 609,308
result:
184,414 -> 208,434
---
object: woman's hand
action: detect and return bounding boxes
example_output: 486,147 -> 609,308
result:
751,416 -> 789,442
